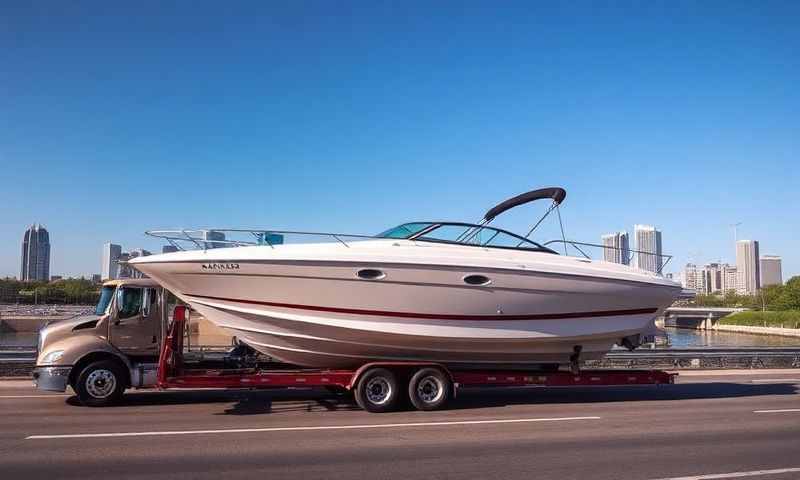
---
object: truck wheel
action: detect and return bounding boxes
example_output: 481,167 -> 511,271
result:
408,367 -> 450,411
75,360 -> 126,407
355,368 -> 400,413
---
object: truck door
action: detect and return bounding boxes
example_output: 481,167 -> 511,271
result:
110,287 -> 160,357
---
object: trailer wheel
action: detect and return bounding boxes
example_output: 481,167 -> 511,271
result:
75,360 -> 126,407
408,368 -> 450,411
355,368 -> 400,413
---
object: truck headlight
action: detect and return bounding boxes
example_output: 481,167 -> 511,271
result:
41,350 -> 65,364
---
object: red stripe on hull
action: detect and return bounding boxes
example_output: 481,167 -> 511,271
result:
186,293 -> 659,321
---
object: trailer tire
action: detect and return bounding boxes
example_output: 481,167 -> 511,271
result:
354,368 -> 400,413
75,359 -> 126,407
408,367 -> 450,411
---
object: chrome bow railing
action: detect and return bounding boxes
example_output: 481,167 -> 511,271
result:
145,229 -> 376,251
543,239 -> 673,274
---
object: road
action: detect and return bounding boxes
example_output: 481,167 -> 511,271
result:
1,370 -> 799,479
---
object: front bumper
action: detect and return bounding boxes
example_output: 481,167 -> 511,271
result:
32,366 -> 72,392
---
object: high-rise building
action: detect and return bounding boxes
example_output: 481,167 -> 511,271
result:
20,224 -> 51,282
117,252 -> 133,278
634,225 -> 663,273
129,248 -> 152,258
202,230 -> 227,249
736,240 -> 760,294
760,255 -> 783,287
601,231 -> 630,265
102,243 -> 122,280
722,265 -> 738,293
682,264 -> 707,294
91,274 -> 102,284
703,263 -> 724,294
128,249 -> 151,279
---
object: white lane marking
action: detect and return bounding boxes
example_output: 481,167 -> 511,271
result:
26,416 -> 601,440
649,467 -> 800,479
753,409 -> 800,414
0,394 -> 70,399
751,379 -> 800,384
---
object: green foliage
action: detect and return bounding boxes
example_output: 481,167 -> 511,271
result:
691,276 -> 800,311
720,311 -> 800,329
0,278 -> 100,305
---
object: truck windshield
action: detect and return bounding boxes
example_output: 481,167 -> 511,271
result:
95,286 -> 115,315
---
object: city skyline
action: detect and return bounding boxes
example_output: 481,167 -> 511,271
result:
2,220 -> 795,282
1,3 -> 799,280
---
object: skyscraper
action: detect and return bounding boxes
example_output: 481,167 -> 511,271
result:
682,263 -> 706,294
20,224 -> 51,282
128,249 -> 151,279
703,263 -> 724,294
760,255 -> 783,287
102,243 -> 122,280
735,240 -> 760,294
722,265 -> 738,293
634,225 -> 663,273
601,231 -> 630,265
202,230 -> 227,249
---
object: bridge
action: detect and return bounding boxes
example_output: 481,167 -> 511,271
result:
663,307 -> 746,330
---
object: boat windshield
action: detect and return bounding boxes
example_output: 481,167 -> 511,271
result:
376,223 -> 433,239
377,222 -> 554,253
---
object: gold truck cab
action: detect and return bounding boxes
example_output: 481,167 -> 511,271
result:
33,278 -> 170,406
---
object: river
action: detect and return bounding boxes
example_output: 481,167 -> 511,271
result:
665,327 -> 800,348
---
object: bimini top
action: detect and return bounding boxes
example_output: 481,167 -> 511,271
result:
483,187 -> 566,222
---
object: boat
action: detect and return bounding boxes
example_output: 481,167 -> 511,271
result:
129,187 -> 682,369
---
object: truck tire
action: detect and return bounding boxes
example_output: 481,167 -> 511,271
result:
75,359 -> 126,407
354,368 -> 400,413
408,367 -> 450,411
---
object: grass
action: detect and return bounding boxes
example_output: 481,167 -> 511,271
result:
719,311 -> 800,329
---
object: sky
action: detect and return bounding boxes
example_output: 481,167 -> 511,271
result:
1,1 -> 798,280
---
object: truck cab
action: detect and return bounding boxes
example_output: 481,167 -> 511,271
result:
33,278 -> 171,406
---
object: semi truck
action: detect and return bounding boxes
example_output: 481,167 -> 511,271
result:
34,278 -> 675,412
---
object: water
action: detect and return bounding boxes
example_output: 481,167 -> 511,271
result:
665,327 -> 800,348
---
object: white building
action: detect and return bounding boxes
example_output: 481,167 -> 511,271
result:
760,255 -> 783,287
682,263 -> 706,294
634,225 -> 663,273
101,243 -> 122,280
703,263 -> 725,294
735,240 -> 760,295
722,265 -> 738,294
601,231 -> 630,265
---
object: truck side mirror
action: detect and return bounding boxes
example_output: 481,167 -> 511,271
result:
116,288 -> 125,313
142,288 -> 151,317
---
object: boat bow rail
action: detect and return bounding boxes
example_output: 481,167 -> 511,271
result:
145,228 -> 377,251
543,240 -> 674,274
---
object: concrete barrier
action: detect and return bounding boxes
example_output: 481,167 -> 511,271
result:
714,324 -> 800,338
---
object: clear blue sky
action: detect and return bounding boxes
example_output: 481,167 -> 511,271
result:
1,1 -> 798,279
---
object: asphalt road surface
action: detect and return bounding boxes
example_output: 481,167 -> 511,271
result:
1,370 -> 800,479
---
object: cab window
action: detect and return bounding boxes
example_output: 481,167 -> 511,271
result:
118,288 -> 143,319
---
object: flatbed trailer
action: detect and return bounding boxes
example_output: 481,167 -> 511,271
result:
159,306 -> 676,412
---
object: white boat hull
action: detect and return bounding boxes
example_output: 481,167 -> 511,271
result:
132,240 -> 682,368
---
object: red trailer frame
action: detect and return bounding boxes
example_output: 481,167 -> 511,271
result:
157,306 -> 676,412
